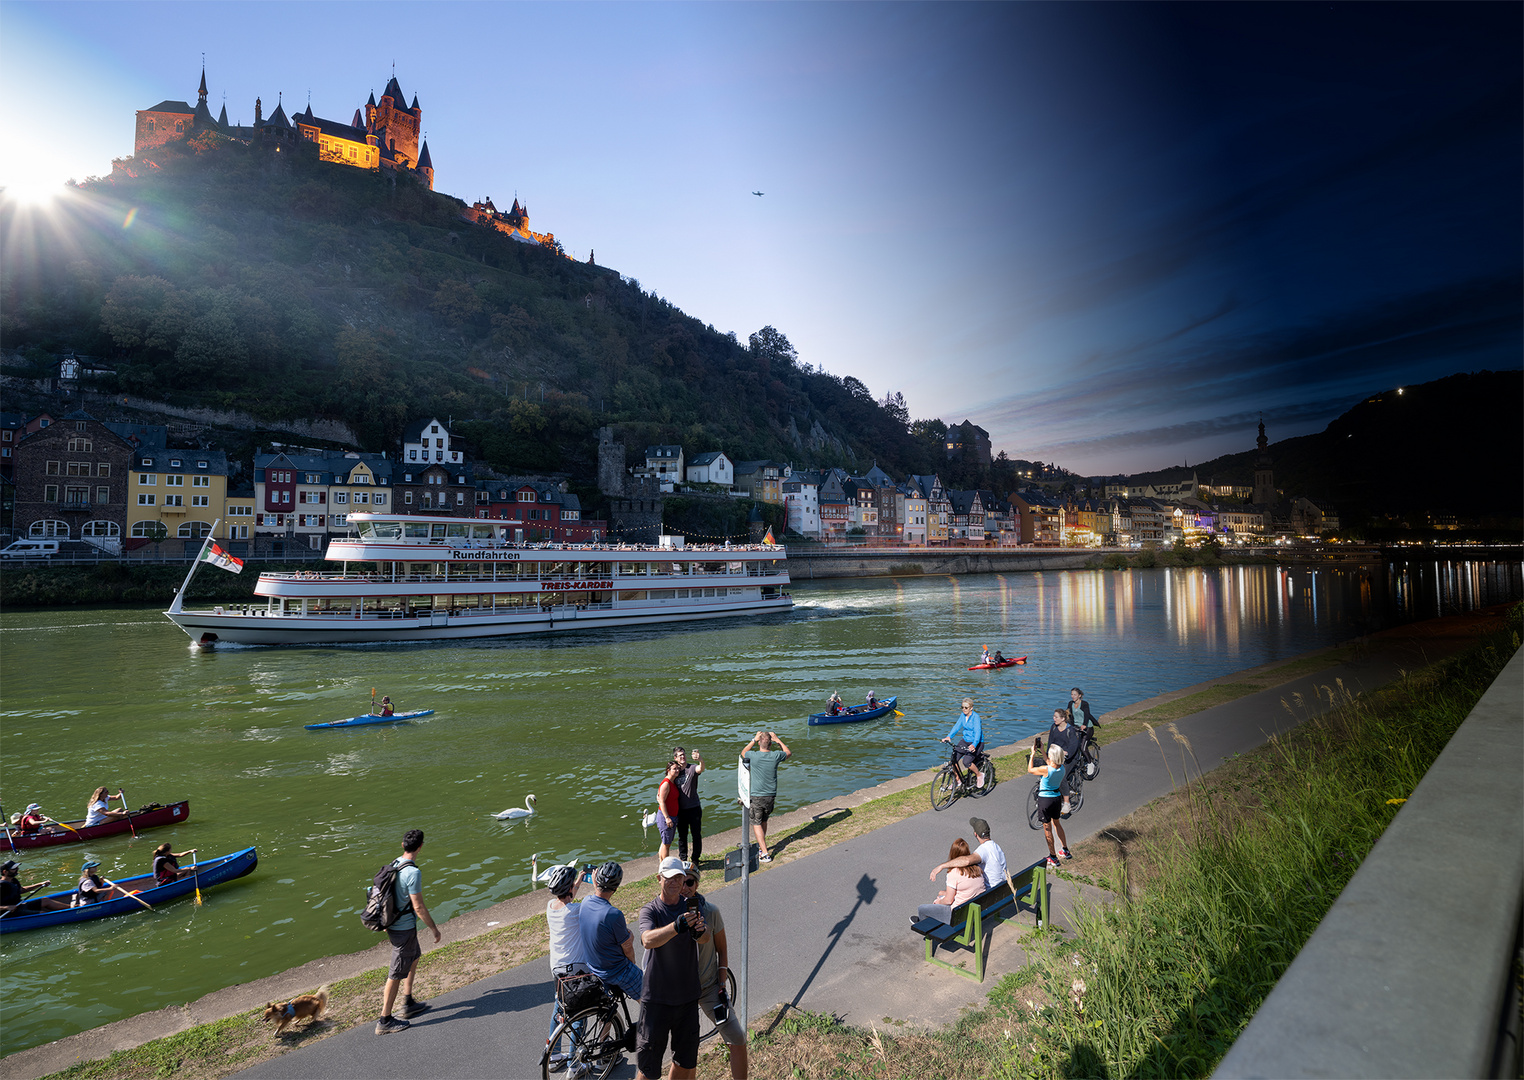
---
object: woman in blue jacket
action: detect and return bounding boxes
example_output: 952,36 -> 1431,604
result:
941,697 -> 985,789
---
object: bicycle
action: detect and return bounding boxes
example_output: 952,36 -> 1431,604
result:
929,745 -> 998,811
540,976 -> 637,1080
540,967 -> 739,1078
1026,744 -> 1098,830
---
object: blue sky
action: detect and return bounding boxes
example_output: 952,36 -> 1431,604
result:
1,2 -> 1518,475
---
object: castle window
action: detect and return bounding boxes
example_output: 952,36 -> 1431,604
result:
175,120 -> 183,132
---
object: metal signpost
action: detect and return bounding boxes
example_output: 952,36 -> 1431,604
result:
728,753 -> 757,1032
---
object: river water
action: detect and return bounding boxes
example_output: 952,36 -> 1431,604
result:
0,558 -> 1518,1054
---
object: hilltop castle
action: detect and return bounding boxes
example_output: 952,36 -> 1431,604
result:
133,66 -> 434,189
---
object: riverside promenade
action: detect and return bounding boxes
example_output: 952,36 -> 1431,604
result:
2,610 -> 1504,1080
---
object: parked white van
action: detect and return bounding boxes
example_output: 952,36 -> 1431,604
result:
0,539 -> 60,559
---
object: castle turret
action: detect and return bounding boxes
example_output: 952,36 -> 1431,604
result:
416,139 -> 434,190
1252,418 -> 1275,506
198,66 -> 208,106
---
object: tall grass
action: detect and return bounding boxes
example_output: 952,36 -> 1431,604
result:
1009,613 -> 1521,1079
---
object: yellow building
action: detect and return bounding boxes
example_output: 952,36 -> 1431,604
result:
328,454 -> 394,530
128,449 -> 231,542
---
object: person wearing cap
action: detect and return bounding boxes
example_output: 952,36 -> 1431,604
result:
578,862 -> 643,1002
17,804 -> 49,836
826,692 -> 843,717
73,860 -> 128,906
680,865 -> 747,1079
929,816 -> 1008,893
544,863 -> 588,1074
0,860 -> 67,915
636,856 -> 710,1080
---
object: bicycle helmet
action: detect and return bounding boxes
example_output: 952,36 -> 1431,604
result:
545,864 -> 578,897
593,861 -> 624,890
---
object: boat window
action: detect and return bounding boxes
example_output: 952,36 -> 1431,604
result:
471,525 -> 494,540
446,524 -> 469,539
405,523 -> 430,539
369,521 -> 402,540
431,524 -> 447,539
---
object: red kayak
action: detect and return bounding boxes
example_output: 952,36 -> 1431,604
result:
968,656 -> 1027,670
4,800 -> 191,849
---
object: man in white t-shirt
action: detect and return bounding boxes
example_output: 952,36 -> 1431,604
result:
928,816 -> 1007,892
544,864 -> 589,1074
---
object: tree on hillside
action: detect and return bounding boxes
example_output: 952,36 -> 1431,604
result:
748,326 -> 797,376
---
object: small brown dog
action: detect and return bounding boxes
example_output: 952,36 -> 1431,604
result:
263,985 -> 329,1035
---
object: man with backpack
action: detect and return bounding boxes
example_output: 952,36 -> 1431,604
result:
376,829 -> 441,1034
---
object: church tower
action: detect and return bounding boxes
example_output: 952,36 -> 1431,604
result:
1252,418 -> 1276,506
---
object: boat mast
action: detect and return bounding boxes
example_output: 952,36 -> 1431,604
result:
167,518 -> 222,614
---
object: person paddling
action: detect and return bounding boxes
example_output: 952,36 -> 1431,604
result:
0,860 -> 68,915
152,843 -> 197,885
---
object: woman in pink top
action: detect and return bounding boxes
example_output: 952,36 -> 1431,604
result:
656,761 -> 681,860
914,838 -> 986,925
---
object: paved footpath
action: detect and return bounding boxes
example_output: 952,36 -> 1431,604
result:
229,613 -> 1498,1080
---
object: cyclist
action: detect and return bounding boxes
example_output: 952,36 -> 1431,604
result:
545,864 -> 589,1075
1045,707 -> 1083,815
941,698 -> 985,790
1069,687 -> 1098,757
576,862 -> 643,1001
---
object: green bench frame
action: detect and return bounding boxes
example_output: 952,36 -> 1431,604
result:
910,859 -> 1049,981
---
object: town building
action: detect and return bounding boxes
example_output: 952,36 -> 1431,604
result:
782,471 -> 821,538
818,470 -> 849,539
11,411 -> 132,544
909,474 -> 951,545
901,484 -> 929,546
127,449 -> 230,543
1253,419 -> 1277,506
947,490 -> 987,542
644,446 -> 684,492
944,420 -> 992,465
403,418 -> 465,468
732,461 -> 786,504
1009,489 -> 1062,546
475,479 -> 606,543
685,451 -> 733,487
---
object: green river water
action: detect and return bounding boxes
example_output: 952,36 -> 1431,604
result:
1,559 -> 1518,1054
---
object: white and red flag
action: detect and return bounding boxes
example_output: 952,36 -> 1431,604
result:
198,541 -> 244,574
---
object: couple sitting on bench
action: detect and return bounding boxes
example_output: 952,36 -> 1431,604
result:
916,816 -> 1007,926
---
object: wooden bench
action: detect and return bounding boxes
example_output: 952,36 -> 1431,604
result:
910,859 -> 1050,982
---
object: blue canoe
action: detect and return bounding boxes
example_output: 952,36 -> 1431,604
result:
0,847 -> 258,934
305,709 -> 434,730
809,696 -> 897,726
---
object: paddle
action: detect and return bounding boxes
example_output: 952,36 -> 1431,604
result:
190,850 -> 202,906
117,789 -> 139,839
41,815 -> 81,836
370,687 -> 377,715
0,802 -> 14,852
101,875 -> 155,913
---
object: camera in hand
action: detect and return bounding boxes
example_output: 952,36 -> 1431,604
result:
713,986 -> 729,1024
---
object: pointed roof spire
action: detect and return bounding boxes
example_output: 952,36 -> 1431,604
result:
367,89 -> 376,107
352,107 -> 364,128
417,139 -> 432,169
410,93 -> 420,112
218,102 -> 229,126
198,62 -> 209,103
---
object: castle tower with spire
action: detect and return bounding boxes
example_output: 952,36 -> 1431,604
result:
1252,418 -> 1276,506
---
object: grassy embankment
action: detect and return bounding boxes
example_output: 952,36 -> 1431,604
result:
703,607 -> 1521,1079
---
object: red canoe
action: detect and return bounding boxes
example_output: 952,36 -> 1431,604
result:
968,656 -> 1027,670
4,800 -> 191,849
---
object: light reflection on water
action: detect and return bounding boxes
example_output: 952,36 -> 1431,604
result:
0,559 -> 1518,1053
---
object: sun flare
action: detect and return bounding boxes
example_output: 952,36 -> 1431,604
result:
0,178 -> 65,208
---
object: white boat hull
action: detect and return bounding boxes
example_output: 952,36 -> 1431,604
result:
167,596 -> 794,645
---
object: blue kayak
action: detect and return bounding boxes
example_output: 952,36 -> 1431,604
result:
305,709 -> 434,730
0,847 -> 258,934
809,696 -> 897,726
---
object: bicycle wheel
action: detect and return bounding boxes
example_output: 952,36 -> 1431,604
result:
930,765 -> 960,811
970,757 -> 998,797
1026,782 -> 1043,830
545,1004 -> 627,1080
703,968 -> 740,1040
1067,772 -> 1085,815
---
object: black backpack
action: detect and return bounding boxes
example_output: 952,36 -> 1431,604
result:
360,859 -> 407,931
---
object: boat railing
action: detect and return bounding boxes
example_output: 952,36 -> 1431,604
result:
263,566 -> 789,586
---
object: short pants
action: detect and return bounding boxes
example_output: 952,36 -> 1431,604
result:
698,979 -> 746,1045
748,795 -> 775,827
658,819 -> 676,846
1036,794 -> 1063,823
386,926 -> 421,979
636,998 -> 700,1074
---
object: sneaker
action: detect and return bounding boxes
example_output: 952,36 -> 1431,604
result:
402,995 -> 431,1018
758,854 -> 772,863
547,1052 -> 569,1073
1044,856 -> 1060,870
1057,848 -> 1073,860
374,1015 -> 410,1035
1061,802 -> 1072,815
909,915 -> 919,927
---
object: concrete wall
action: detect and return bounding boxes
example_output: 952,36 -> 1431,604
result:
1215,646 -> 1524,1079
785,546 -> 1102,579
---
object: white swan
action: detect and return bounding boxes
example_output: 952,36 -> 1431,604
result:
640,807 -> 658,831
496,794 -> 537,820
531,852 -> 571,882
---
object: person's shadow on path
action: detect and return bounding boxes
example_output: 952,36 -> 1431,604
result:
766,872 -> 876,1035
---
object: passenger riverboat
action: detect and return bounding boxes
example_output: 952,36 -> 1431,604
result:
165,514 -> 792,646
